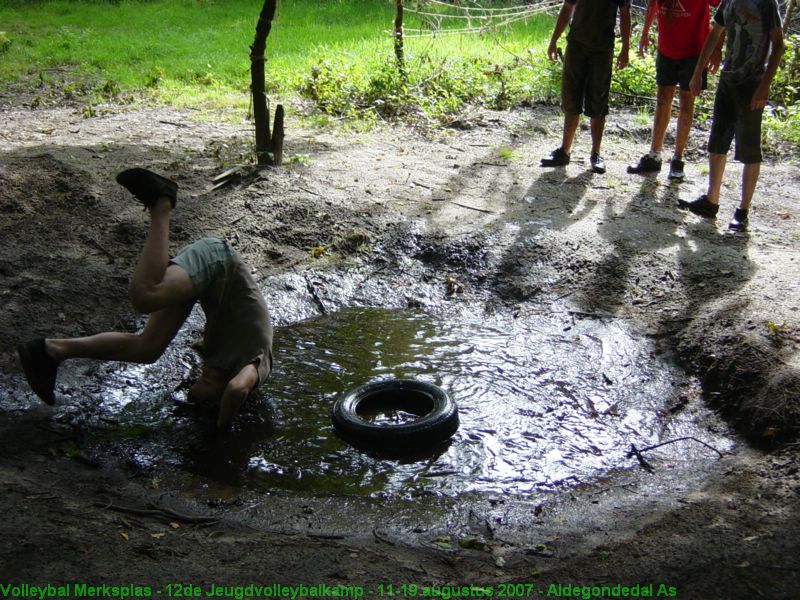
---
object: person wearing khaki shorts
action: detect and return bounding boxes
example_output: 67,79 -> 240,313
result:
17,168 -> 273,429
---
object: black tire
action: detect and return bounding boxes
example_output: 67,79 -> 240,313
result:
331,379 -> 459,449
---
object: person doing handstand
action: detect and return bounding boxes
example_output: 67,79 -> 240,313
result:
17,168 -> 273,429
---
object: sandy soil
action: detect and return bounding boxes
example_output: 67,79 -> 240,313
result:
1,97 -> 799,598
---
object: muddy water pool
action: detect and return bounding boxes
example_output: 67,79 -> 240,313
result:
13,293 -> 735,501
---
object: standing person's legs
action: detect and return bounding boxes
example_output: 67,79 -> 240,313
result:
652,85 -> 677,155
674,89 -> 696,158
542,41 -> 585,167
584,48 -> 613,173
561,113 -> 581,155
589,116 -> 606,156
706,153 -> 727,204
740,163 -> 761,211
678,80 -> 733,219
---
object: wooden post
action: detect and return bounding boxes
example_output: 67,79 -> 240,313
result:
251,0 -> 278,165
394,0 -> 406,80
272,104 -> 284,167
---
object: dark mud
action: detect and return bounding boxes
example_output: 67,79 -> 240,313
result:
1,101 -> 799,597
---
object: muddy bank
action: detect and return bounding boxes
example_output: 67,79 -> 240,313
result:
1,101 -> 799,596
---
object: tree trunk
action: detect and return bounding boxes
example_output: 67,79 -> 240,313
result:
394,0 -> 406,80
251,0 -> 278,165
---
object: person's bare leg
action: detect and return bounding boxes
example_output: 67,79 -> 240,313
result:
589,115 -> 606,155
706,152 -> 727,204
562,113 -> 581,154
217,363 -> 260,429
674,89 -> 695,158
651,85 -> 676,154
740,162 -> 761,210
46,302 -> 193,365
128,198 -> 194,313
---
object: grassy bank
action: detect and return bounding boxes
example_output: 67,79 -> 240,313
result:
0,1 -> 797,146
0,0 -> 552,112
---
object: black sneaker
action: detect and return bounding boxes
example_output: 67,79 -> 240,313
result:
677,194 -> 719,219
590,152 -> 606,174
116,168 -> 178,208
668,157 -> 685,180
17,338 -> 58,405
627,153 -> 662,174
540,147 -> 570,168
728,208 -> 749,232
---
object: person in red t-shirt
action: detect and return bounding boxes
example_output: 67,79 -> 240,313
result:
628,0 -> 722,180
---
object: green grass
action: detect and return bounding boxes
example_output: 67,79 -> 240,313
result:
0,0 -> 553,112
0,1 -> 797,147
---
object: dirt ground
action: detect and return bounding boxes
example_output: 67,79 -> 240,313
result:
1,94 -> 799,599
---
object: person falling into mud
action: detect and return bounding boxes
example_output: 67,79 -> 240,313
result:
16,168 -> 273,429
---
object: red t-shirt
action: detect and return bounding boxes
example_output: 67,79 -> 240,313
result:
656,0 -> 720,59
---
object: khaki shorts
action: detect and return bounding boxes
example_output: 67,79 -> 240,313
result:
170,237 -> 233,295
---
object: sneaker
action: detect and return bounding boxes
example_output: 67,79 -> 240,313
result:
590,152 -> 606,174
677,194 -> 719,219
116,168 -> 178,208
540,147 -> 570,168
627,153 -> 662,174
668,157 -> 685,181
16,338 -> 58,405
728,208 -> 749,232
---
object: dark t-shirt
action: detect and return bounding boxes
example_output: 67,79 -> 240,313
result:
715,0 -> 782,83
566,0 -> 630,52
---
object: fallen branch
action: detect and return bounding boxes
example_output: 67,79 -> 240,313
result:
449,201 -> 497,214
628,444 -> 655,473
95,500 -> 219,524
634,436 -> 725,459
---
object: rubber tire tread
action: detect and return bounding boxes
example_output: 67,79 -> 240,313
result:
332,379 -> 459,448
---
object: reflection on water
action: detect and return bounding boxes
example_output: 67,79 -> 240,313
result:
166,306 -> 731,497
62,305 -> 734,498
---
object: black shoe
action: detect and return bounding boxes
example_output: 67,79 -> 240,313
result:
590,152 -> 606,174
116,168 -> 178,208
17,338 -> 58,405
677,194 -> 719,219
627,153 -> 662,174
728,208 -> 749,232
668,157 -> 685,180
540,147 -> 570,167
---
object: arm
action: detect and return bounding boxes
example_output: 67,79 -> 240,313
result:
216,362 -> 259,429
689,22 -> 725,96
617,5 -> 631,70
638,0 -> 658,57
547,1 -> 576,61
750,26 -> 785,111
706,30 -> 725,74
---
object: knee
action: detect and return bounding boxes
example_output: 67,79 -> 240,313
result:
129,286 -> 157,315
133,333 -> 167,364
224,379 -> 252,403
